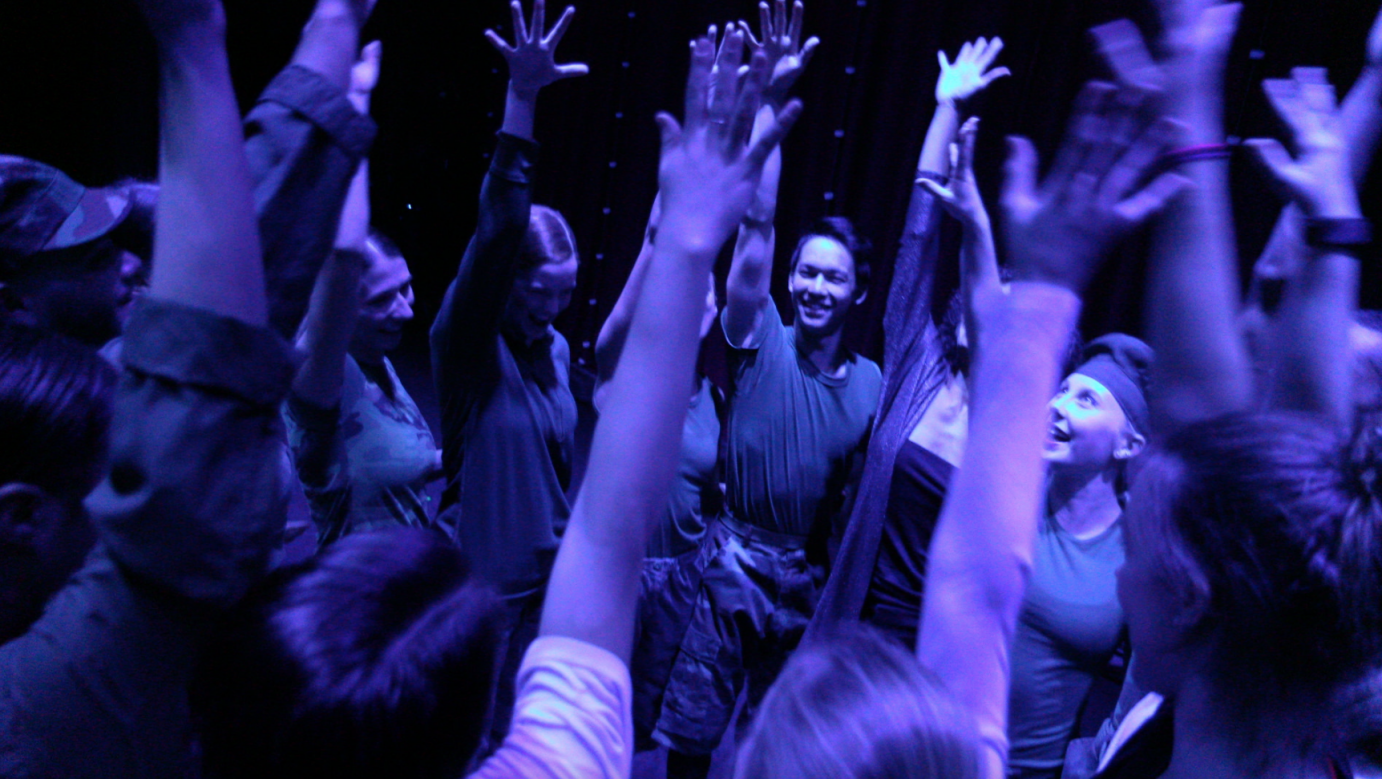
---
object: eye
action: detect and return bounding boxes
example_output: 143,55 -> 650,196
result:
1078,391 -> 1097,407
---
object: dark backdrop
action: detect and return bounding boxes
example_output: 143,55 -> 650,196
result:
3,0 -> 1379,390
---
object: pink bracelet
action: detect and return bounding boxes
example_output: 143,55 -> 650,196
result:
1163,143 -> 1232,165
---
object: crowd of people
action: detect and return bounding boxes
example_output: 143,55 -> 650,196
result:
1,0 -> 1381,777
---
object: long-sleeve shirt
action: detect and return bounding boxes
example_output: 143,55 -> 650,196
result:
431,134 -> 576,596
806,179 -> 953,641
244,64 -> 377,341
0,299 -> 295,778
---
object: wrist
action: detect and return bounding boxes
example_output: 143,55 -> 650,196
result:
1304,216 -> 1370,254
508,82 -> 541,103
1304,189 -> 1362,220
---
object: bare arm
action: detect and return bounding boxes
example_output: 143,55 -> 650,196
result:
1246,70 -> 1363,427
918,81 -> 1183,778
541,31 -> 800,660
594,197 -> 660,402
292,43 -> 380,408
144,3 -> 264,325
1094,3 -> 1252,435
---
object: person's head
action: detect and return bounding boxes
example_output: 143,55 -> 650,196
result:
195,528 -> 502,779
787,217 -> 871,340
735,629 -> 981,779
1119,413 -> 1382,723
1044,333 -> 1151,475
0,321 -> 114,643
503,205 -> 579,345
0,157 -> 144,346
350,230 -> 415,364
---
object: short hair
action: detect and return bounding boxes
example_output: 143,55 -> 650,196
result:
0,321 -> 114,497
366,228 -> 406,263
1130,413 -> 1382,701
788,216 -> 873,298
735,628 -> 981,779
195,529 -> 502,779
516,205 -> 577,274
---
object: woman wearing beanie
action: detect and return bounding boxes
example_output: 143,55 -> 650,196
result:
1006,333 -> 1154,779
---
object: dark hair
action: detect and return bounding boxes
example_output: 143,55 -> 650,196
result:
0,321 -> 114,497
789,216 -> 872,298
1131,413 -> 1382,700
515,204 -> 577,274
195,529 -> 502,779
735,628 -> 981,779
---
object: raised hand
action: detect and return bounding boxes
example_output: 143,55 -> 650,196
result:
1001,83 -> 1185,292
486,0 -> 588,99
1246,69 -> 1359,219
348,40 -> 382,115
655,28 -> 802,249
935,37 -> 1010,110
919,117 -> 989,226
742,0 -> 820,105
1090,3 -> 1240,103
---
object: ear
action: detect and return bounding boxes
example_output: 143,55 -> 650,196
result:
0,484 -> 53,549
852,286 -> 868,306
1115,428 -> 1147,461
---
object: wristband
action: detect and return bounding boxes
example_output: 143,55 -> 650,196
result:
1305,217 -> 1372,252
1162,144 -> 1232,166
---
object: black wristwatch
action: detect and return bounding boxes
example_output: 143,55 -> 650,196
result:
1305,217 -> 1372,253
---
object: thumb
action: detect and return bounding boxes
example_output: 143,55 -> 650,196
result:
655,112 -> 684,151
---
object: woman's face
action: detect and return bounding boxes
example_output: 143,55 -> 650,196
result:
504,256 -> 579,345
1043,373 -> 1136,469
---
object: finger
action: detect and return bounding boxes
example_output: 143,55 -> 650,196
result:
937,49 -> 952,73
1002,135 -> 1040,214
980,66 -> 1012,87
1262,77 -> 1311,144
775,0 -> 787,42
1244,137 -> 1302,193
741,21 -> 762,50
956,116 -> 980,178
788,0 -> 804,47
747,99 -> 803,170
731,49 -> 771,150
1089,19 -> 1158,90
556,63 -> 589,78
544,5 -> 576,47
971,37 -> 989,65
655,112 -> 684,152
1292,66 -> 1337,116
485,29 -> 515,54
918,178 -> 957,203
799,37 -> 820,69
1083,85 -> 1146,190
1044,81 -> 1116,197
957,40 -> 973,65
1114,171 -> 1189,225
510,1 -> 527,44
685,36 -> 716,129
979,36 -> 1005,70
1101,116 -> 1180,203
759,2 -> 772,40
531,0 -> 545,42
711,26 -> 745,122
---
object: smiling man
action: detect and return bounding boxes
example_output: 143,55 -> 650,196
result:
652,195 -> 883,775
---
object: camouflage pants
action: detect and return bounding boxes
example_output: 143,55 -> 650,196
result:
652,515 -> 823,756
631,550 -> 709,751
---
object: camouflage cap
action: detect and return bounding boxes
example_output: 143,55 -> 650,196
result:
0,155 -> 133,262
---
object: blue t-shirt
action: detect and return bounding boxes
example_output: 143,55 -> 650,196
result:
721,304 -> 881,538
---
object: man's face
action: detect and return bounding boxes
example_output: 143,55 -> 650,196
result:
788,236 -> 858,339
504,257 -> 579,344
351,243 -> 415,363
8,238 -> 141,347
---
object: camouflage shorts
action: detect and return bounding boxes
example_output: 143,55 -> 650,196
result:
651,515 -> 823,756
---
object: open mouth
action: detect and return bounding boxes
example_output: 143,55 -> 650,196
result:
1047,425 -> 1072,444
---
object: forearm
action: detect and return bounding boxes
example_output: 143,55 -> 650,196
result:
501,84 -> 538,142
724,109 -> 780,344
543,221 -> 719,661
1267,248 -> 1359,427
918,102 -> 961,175
918,282 -> 1081,777
150,23 -> 266,327
1341,64 -> 1382,184
292,250 -> 364,407
288,0 -> 361,91
959,214 -> 1000,345
595,236 -> 655,385
1146,71 -> 1252,432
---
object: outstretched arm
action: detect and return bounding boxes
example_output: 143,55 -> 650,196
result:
1246,69 -> 1363,427
918,82 -> 1183,778
593,196 -> 660,407
1093,2 -> 1251,435
430,0 -> 586,414
292,43 -> 381,409
724,3 -> 817,347
541,30 -> 801,660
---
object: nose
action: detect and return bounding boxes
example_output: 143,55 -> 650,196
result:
392,295 -> 414,322
119,251 -> 143,285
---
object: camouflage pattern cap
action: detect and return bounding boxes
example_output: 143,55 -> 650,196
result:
0,155 -> 132,260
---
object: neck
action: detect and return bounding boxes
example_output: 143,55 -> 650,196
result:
1162,674 -> 1332,779
1046,465 -> 1122,540
794,325 -> 848,377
